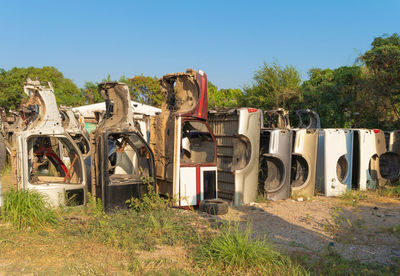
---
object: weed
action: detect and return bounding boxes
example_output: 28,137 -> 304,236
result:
378,185 -> 400,198
0,189 -> 58,230
195,222 -> 307,275
339,190 -> 368,206
323,207 -> 365,243
127,183 -> 172,212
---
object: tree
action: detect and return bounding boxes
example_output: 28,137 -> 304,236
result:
241,62 -> 301,110
0,66 -> 84,110
127,75 -> 162,107
360,33 -> 400,128
208,81 -> 242,109
301,66 -> 364,128
81,81 -> 103,104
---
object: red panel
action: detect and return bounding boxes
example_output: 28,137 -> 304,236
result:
180,72 -> 208,120
196,166 -> 201,205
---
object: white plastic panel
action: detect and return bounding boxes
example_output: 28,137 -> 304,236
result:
179,167 -> 197,206
357,129 -> 377,190
323,129 -> 349,196
32,186 -> 66,207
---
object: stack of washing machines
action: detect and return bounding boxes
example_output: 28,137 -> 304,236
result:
260,109 -> 400,200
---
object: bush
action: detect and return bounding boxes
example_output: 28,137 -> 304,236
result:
0,189 -> 58,230
195,223 -> 307,275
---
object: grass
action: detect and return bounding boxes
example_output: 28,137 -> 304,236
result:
63,186 -> 202,252
1,184 -> 399,275
0,189 -> 58,230
195,222 -> 308,275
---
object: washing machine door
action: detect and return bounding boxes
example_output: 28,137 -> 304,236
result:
291,129 -> 319,198
260,129 -> 292,200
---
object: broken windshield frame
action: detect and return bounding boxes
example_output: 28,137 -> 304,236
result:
180,119 -> 217,166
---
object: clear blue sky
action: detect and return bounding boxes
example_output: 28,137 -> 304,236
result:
1,0 -> 399,89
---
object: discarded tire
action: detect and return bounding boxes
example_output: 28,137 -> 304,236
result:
199,199 -> 228,215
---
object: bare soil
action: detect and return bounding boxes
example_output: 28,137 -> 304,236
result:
210,193 -> 400,265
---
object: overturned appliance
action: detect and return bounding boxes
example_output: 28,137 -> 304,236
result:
316,129 -> 353,196
60,106 -> 90,156
208,108 -> 261,205
259,109 -> 292,200
90,82 -> 155,210
12,79 -> 88,206
383,130 -> 400,183
368,129 -> 395,187
351,129 -> 382,190
290,109 -> 320,198
150,69 -> 218,207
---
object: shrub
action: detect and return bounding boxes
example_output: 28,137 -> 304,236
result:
0,189 -> 58,230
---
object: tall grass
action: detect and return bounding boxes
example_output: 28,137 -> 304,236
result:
65,186 -> 199,251
196,223 -> 308,275
1,189 -> 58,230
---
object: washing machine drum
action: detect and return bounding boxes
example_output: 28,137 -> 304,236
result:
379,152 -> 400,181
291,155 -> 309,188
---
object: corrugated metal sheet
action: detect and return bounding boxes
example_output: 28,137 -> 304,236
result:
208,113 -> 239,200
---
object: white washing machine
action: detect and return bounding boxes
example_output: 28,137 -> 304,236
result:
316,129 -> 353,196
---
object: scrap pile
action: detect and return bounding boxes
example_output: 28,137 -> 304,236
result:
0,71 -> 399,214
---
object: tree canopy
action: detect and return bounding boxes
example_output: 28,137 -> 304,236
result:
0,66 -> 84,110
0,33 -> 399,130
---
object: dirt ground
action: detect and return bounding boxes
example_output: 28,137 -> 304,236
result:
205,193 -> 400,265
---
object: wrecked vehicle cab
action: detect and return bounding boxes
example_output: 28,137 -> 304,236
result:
60,106 -> 90,156
150,69 -> 218,207
90,82 -> 155,210
13,79 -> 87,206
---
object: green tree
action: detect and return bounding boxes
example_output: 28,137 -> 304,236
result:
241,62 -> 301,110
0,66 -> 84,110
208,81 -> 242,109
127,75 -> 162,107
360,33 -> 400,128
301,66 -> 363,128
81,81 -> 102,104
